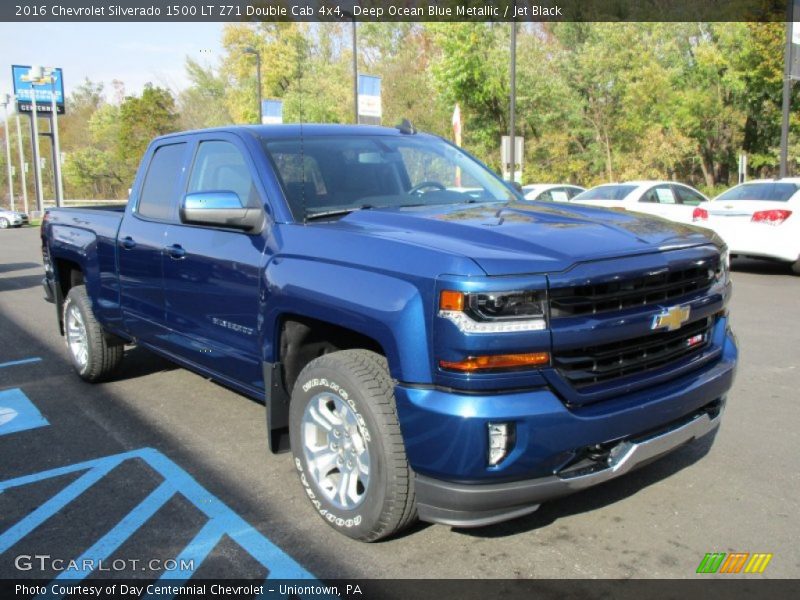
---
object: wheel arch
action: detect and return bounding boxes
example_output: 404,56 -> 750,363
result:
265,313 -> 389,454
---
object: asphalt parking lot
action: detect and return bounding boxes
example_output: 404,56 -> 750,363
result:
1,225 -> 798,581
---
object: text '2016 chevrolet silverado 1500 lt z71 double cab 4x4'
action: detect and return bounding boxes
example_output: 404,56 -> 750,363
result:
41,124 -> 737,541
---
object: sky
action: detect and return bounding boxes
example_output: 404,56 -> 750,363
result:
0,22 -> 226,104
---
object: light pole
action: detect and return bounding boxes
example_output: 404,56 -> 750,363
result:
509,20 -> 517,183
780,8 -> 794,178
340,10 -> 359,124
1,94 -> 14,210
15,114 -> 29,214
244,47 -> 263,124
352,16 -> 358,124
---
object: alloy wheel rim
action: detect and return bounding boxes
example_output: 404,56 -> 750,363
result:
65,304 -> 89,369
301,391 -> 371,510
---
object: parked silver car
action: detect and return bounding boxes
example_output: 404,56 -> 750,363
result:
0,208 -> 29,229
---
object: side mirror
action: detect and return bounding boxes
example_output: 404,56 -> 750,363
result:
180,191 -> 263,232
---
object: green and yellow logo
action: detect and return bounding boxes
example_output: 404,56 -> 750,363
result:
696,552 -> 773,574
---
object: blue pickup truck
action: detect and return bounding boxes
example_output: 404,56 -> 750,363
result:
41,124 -> 737,541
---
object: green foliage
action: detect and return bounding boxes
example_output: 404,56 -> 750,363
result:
177,58 -> 233,130
60,82 -> 178,198
42,22 -> 800,201
118,85 -> 179,177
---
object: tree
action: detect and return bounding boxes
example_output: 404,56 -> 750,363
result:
117,84 -> 179,183
177,58 -> 233,130
429,23 -> 510,168
220,22 -> 309,124
358,24 -> 450,135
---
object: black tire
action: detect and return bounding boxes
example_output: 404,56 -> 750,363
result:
0,217 -> 9,229
62,285 -> 124,382
289,349 -> 417,542
792,259 -> 800,276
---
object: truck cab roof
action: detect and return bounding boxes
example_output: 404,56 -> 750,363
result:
154,124 -> 426,144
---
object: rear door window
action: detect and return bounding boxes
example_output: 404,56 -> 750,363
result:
137,143 -> 187,221
537,190 -> 555,202
673,185 -> 705,206
640,185 -> 676,204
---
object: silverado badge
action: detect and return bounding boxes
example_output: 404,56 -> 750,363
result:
652,305 -> 691,332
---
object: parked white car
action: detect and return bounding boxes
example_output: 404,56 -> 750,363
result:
0,208 -> 29,229
569,181 -> 708,224
692,178 -> 800,273
521,183 -> 585,202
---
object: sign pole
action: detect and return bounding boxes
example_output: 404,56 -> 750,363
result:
29,89 -> 43,213
15,115 -> 28,214
49,74 -> 64,206
1,95 -> 14,210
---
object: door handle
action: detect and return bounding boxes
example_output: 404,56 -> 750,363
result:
121,236 -> 136,250
166,244 -> 186,260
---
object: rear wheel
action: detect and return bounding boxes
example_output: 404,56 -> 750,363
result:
289,349 -> 417,542
0,218 -> 9,229
792,259 -> 800,275
63,285 -> 124,382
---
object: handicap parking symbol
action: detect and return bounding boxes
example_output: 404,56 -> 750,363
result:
0,388 -> 49,436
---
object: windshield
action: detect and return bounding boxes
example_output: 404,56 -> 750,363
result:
573,184 -> 637,201
262,135 -> 515,220
715,182 -> 799,202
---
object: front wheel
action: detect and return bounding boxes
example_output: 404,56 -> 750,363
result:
792,259 -> 800,276
289,349 -> 417,542
63,285 -> 124,382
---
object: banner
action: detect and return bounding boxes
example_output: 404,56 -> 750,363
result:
792,0 -> 800,79
452,103 -> 462,146
357,74 -> 381,125
262,99 -> 283,124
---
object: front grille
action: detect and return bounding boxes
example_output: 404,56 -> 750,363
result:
550,263 -> 717,317
553,317 -> 714,389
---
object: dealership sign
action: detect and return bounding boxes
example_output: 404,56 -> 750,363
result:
12,65 -> 65,114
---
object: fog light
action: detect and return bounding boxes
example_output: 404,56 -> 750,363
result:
488,422 -> 513,466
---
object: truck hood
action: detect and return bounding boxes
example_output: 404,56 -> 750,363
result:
328,201 -> 717,276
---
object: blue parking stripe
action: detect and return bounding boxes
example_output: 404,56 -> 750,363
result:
0,461 -> 117,554
0,388 -> 49,436
53,482 -> 177,582
0,357 -> 42,369
146,519 -> 229,597
0,448 -> 316,588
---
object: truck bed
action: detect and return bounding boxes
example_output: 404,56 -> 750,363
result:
46,206 -> 125,242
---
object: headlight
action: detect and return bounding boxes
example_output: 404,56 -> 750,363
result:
439,290 -> 547,333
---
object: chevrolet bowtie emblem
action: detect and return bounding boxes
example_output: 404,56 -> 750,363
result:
652,305 -> 691,331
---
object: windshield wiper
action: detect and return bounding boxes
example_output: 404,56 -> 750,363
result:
305,204 -> 374,221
